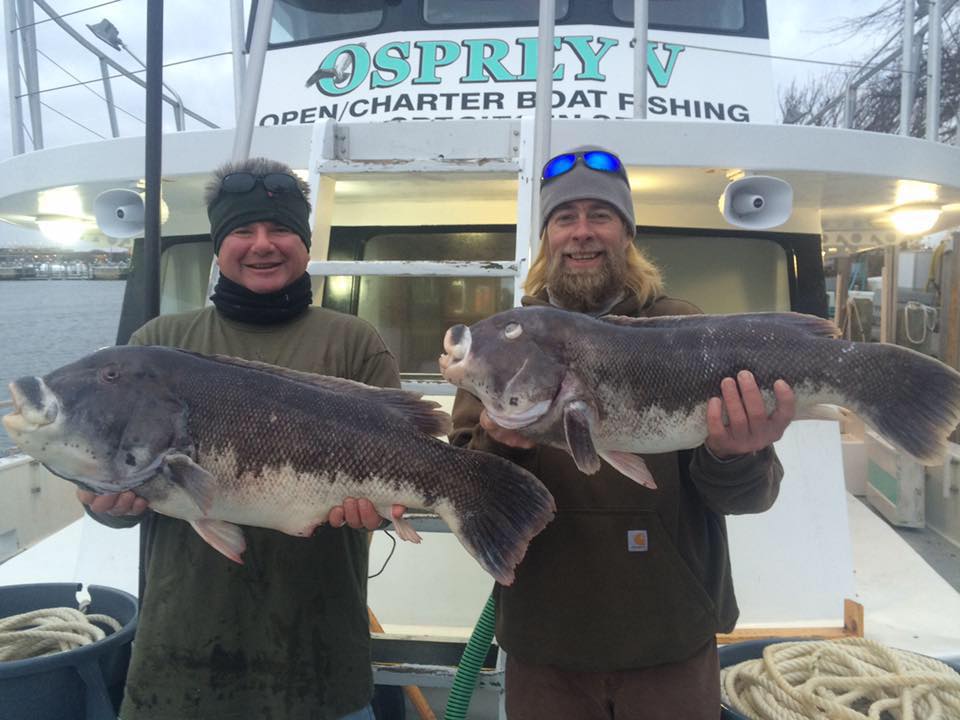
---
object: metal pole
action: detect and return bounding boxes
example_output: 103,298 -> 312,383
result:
880,245 -> 899,344
4,0 -> 25,155
16,0 -> 42,148
144,0 -> 164,322
843,76 -> 857,128
633,0 -> 648,118
900,0 -> 914,135
835,256 -> 851,335
232,0 -> 274,162
926,0 -> 942,141
123,44 -> 184,131
230,0 -> 247,123
530,0 -> 556,257
944,235 -> 960,370
100,58 -> 119,137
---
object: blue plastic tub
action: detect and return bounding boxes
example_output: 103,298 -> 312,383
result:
0,583 -> 138,720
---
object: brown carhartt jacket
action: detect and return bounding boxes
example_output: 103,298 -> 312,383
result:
450,292 -> 783,671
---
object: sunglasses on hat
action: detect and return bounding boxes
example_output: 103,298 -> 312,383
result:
541,150 -> 627,183
219,172 -> 305,198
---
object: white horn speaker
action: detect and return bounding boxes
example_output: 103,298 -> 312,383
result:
94,189 -> 145,239
718,175 -> 793,229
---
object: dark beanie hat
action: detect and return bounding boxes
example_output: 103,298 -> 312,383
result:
539,145 -> 635,235
207,177 -> 312,255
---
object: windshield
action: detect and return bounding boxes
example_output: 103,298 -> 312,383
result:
269,0 -> 750,45
613,0 -> 745,32
271,0 -> 385,44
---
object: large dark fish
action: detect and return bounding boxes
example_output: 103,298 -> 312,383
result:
439,307 -> 960,488
2,346 -> 555,585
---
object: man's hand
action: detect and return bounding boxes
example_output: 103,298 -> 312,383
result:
480,409 -> 536,449
328,498 -> 405,531
76,489 -> 149,516
705,371 -> 795,459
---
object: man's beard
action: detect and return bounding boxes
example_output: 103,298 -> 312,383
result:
546,245 -> 628,313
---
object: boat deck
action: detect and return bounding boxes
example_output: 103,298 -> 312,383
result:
1,491 -> 958,664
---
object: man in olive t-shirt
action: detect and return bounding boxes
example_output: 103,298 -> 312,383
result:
78,157 -> 402,720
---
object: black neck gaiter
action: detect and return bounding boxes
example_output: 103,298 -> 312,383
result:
210,272 -> 313,325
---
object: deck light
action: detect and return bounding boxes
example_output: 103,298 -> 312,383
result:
37,219 -> 87,246
87,17 -> 186,130
889,203 -> 941,236
86,19 -> 122,51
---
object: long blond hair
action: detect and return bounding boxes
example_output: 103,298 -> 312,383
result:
524,225 -> 664,307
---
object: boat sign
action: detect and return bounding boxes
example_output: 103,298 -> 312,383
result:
258,27 -> 775,126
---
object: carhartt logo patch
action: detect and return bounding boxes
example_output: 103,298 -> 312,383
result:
627,530 -> 648,552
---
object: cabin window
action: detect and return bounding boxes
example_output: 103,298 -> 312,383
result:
423,0 -> 569,25
158,240 -> 214,316
322,230 -> 515,377
271,0 -> 385,44
636,233 -> 790,313
613,0 -> 745,32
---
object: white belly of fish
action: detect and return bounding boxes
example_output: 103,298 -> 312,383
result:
598,403 -> 712,454
144,448 -> 436,538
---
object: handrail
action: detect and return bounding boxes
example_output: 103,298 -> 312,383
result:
28,0 -> 217,131
807,0 -> 959,128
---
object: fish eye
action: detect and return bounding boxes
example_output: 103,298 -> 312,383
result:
98,366 -> 121,383
504,322 -> 523,339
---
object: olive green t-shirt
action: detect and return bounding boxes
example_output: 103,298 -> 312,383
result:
113,306 -> 400,720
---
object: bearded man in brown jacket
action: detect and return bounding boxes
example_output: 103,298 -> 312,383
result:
447,145 -> 797,719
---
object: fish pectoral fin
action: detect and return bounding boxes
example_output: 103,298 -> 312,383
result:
390,516 -> 423,544
599,451 -> 658,490
563,401 -> 601,475
190,519 -> 246,564
163,453 -> 216,515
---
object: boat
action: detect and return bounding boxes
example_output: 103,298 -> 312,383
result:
1,0 -> 959,716
90,263 -> 130,281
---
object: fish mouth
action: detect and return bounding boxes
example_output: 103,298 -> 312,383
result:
439,325 -> 471,385
485,401 -> 551,429
2,379 -> 59,435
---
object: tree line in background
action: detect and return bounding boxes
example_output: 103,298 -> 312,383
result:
780,0 -> 958,141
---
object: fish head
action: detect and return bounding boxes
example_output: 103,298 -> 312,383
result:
441,309 -> 566,430
2,346 -> 190,494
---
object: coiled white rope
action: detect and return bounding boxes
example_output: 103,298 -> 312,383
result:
721,638 -> 960,720
903,301 -> 938,346
0,607 -> 121,662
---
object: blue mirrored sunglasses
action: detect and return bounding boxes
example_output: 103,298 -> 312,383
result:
541,151 -> 627,182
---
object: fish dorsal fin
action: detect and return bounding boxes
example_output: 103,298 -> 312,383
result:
599,312 -> 840,338
171,350 -> 452,437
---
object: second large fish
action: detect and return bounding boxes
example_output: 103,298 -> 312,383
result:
440,307 -> 960,487
2,346 -> 555,585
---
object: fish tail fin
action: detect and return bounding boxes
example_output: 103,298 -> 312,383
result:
450,452 -> 555,586
848,343 -> 960,464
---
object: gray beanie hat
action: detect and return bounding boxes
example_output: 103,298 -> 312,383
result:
539,145 -> 635,235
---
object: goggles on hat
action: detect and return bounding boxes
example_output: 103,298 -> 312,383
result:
219,172 -> 305,199
541,150 -> 627,183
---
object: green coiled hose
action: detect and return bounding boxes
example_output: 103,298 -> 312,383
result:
443,592 -> 498,720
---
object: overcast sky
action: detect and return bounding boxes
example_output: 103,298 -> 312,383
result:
0,0 -> 893,245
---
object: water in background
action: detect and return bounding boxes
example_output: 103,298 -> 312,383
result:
0,280 -> 126,452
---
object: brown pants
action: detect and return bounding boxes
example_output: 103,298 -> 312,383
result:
504,639 -> 720,720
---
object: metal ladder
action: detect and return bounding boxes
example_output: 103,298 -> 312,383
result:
304,116 -> 540,396
302,117 -> 543,717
